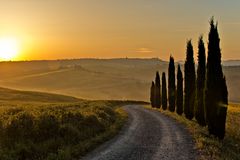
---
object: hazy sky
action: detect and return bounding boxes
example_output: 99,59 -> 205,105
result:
0,0 -> 240,60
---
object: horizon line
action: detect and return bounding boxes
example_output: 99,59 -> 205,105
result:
1,57 -> 240,63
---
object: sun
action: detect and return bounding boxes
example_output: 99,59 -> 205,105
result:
0,37 -> 20,61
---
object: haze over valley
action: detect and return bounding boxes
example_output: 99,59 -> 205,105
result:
0,58 -> 239,103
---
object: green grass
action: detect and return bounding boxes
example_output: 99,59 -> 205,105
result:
146,104 -> 240,160
0,88 -> 147,160
0,100 -> 129,160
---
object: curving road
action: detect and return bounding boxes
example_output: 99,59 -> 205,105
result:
82,105 -> 197,160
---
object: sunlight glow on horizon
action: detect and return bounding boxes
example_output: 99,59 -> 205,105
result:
0,37 -> 20,61
0,1 -> 240,61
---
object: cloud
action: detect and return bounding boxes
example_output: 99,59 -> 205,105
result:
135,48 -> 153,53
174,28 -> 197,32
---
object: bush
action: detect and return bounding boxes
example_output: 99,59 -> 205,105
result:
2,112 -> 34,147
37,114 -> 60,141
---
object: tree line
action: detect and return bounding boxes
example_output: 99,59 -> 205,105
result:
150,18 -> 228,139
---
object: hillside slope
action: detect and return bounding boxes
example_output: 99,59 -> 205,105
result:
0,59 -> 239,102
0,87 -> 80,103
0,87 -> 128,159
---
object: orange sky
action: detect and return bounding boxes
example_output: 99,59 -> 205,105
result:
0,0 -> 240,61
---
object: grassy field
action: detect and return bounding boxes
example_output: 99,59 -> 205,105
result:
147,104 -> 240,160
0,59 -> 239,102
0,88 -> 143,160
0,87 -> 81,103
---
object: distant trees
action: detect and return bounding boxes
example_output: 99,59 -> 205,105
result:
205,18 -> 228,139
195,36 -> 206,126
162,72 -> 167,110
184,40 -> 196,120
155,72 -> 161,108
168,56 -> 176,112
150,81 -> 156,108
176,65 -> 183,115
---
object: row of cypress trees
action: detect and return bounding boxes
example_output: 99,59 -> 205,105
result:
150,18 -> 228,139
150,71 -> 167,109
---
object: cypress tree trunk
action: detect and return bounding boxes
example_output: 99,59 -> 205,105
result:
177,65 -> 183,115
168,56 -> 176,112
155,71 -> 161,108
162,72 -> 167,110
150,81 -> 156,108
184,40 -> 196,120
195,36 -> 206,126
205,18 -> 228,139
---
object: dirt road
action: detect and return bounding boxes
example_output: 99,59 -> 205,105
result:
82,105 -> 197,160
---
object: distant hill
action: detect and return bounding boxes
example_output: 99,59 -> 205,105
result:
222,60 -> 240,66
176,60 -> 240,66
0,87 -> 81,103
0,58 -> 239,102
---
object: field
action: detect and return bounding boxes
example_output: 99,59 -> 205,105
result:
0,87 -> 80,103
147,104 -> 240,160
0,59 -> 239,102
0,88 -> 132,160
0,58 -> 239,159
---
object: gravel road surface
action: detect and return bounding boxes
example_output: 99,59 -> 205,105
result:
81,105 -> 197,160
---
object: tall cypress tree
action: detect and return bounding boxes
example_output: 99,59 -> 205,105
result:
205,18 -> 228,139
195,36 -> 206,126
222,77 -> 228,105
155,71 -> 161,108
162,72 -> 167,110
217,76 -> 228,139
150,81 -> 156,108
184,40 -> 196,120
176,65 -> 183,115
168,56 -> 176,112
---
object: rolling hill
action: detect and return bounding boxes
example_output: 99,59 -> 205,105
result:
0,87 -> 80,103
0,58 -> 239,102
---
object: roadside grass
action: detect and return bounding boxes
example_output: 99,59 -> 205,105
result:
146,104 -> 240,160
0,100 -> 130,160
0,88 -> 148,160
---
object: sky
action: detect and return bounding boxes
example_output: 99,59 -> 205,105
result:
0,0 -> 240,61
